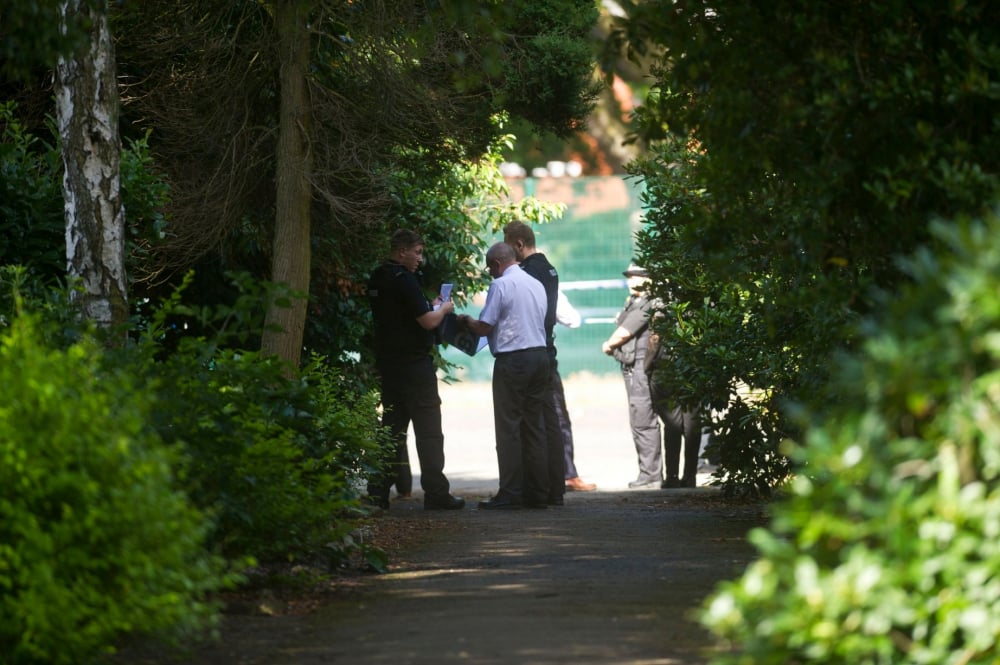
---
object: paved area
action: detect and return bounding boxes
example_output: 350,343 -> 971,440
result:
119,376 -> 760,665
157,492 -> 761,665
434,374 -> 712,497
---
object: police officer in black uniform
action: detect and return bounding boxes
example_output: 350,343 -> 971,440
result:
502,221 -> 564,506
367,229 -> 465,510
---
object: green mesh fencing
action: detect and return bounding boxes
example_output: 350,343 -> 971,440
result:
444,176 -> 644,381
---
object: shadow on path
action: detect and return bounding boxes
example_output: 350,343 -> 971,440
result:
165,489 -> 764,665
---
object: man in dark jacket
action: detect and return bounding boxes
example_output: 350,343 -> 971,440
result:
367,229 -> 465,511
503,221 -> 596,505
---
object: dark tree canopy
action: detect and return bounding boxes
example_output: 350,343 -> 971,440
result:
0,1 -> 88,81
608,0 -> 1000,495
113,0 -> 599,281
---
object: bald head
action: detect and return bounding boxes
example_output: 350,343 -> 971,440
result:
485,241 -> 517,278
487,241 -> 516,264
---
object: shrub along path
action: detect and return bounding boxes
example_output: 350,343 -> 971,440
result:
123,488 -> 763,665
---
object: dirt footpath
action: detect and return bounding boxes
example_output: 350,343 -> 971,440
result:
159,489 -> 763,665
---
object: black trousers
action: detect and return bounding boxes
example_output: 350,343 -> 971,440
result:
650,377 -> 701,481
542,354 -> 571,496
492,347 -> 550,505
368,356 -> 450,501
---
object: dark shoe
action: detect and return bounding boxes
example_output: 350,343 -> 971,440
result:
524,501 -> 549,510
477,496 -> 522,510
547,495 -> 564,506
681,475 -> 698,488
628,477 -> 661,489
661,477 -> 682,489
565,476 -> 597,492
424,494 -> 466,510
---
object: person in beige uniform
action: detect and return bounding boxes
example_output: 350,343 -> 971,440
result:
602,262 -> 663,488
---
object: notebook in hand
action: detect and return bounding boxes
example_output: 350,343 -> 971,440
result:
438,313 -> 488,356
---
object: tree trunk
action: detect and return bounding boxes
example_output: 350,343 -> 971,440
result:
55,0 -> 128,341
260,1 -> 314,370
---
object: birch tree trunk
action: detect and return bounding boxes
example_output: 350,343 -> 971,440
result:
260,0 -> 314,370
55,0 -> 128,339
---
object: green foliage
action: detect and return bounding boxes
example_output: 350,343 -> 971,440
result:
702,211 -> 1000,664
134,273 -> 389,563
635,140 -> 801,497
496,0 -> 602,137
0,0 -> 88,80
617,1 -> 1000,495
148,347 -> 386,562
0,270 -> 392,659
0,102 -> 64,283
121,130 -> 171,270
309,129 -> 565,378
708,396 -> 788,501
388,131 -> 567,302
0,266 -> 83,347
0,101 -> 177,288
0,314 -> 229,665
426,0 -> 599,137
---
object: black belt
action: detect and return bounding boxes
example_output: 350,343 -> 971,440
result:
494,346 -> 545,358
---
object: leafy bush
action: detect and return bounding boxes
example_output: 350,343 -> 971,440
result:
0,314 -> 229,665
624,0 -> 1000,497
0,102 -> 180,294
0,100 -> 174,289
0,269 -> 391,662
120,130 -> 171,272
0,101 -> 64,283
636,140 -> 801,498
133,274 -> 389,565
147,346 -> 387,563
701,210 -> 1000,664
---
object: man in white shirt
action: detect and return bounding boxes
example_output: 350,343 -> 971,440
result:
556,290 -> 582,328
459,242 -> 550,509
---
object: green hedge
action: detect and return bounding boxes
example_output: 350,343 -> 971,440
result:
702,211 -> 1000,664
146,346 -> 386,563
0,315 -> 228,665
130,274 -> 390,565
0,268 -> 391,662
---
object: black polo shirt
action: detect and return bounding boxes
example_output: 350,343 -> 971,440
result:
368,261 -> 434,364
519,252 -> 559,350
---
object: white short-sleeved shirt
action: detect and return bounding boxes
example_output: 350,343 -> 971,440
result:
556,290 -> 582,328
479,264 -> 547,355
